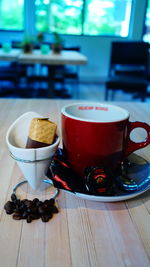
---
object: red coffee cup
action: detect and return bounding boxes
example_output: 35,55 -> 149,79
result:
61,103 -> 150,178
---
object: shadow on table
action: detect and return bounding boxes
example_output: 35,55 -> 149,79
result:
58,190 -> 149,211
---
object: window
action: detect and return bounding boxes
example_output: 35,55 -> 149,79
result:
35,0 -> 83,34
0,0 -> 133,37
0,0 -> 24,30
143,0 -> 150,42
35,0 -> 133,37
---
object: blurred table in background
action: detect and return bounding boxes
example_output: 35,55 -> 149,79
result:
18,50 -> 87,97
0,49 -> 87,97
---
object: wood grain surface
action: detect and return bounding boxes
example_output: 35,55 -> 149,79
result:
0,99 -> 150,267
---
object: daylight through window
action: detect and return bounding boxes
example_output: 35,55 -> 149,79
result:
0,0 -> 133,37
0,0 -> 24,30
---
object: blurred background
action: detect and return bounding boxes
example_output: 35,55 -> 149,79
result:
0,0 -> 150,101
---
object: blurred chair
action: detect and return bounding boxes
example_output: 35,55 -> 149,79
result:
105,41 -> 149,101
11,40 -> 34,78
63,46 -> 80,82
54,46 -> 80,83
52,46 -> 80,97
0,64 -> 19,96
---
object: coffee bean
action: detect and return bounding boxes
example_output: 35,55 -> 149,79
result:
42,203 -> 48,210
14,208 -> 21,213
31,213 -> 40,220
25,200 -> 33,208
31,207 -> 38,214
33,198 -> 39,205
27,208 -> 32,214
46,206 -> 53,213
4,201 -> 14,210
22,211 -> 28,219
4,201 -> 15,214
26,215 -> 32,223
13,213 -> 22,220
46,213 -> 53,220
22,199 -> 28,203
19,203 -> 26,212
41,215 -> 50,222
4,194 -> 59,223
36,201 -> 43,207
49,198 -> 55,206
38,206 -> 45,215
6,209 -> 14,215
15,199 -> 21,206
11,193 -> 17,202
44,200 -> 49,205
52,206 -> 59,214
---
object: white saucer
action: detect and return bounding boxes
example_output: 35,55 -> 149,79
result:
71,188 -> 149,202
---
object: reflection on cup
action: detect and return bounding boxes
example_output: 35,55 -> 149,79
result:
2,42 -> 11,53
61,102 -> 150,179
40,44 -> 50,54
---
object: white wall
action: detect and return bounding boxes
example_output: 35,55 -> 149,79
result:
0,0 -> 147,82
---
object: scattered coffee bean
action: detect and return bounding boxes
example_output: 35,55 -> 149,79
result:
4,194 -> 59,223
26,215 -> 32,223
31,213 -> 40,220
4,200 -> 14,210
44,200 -> 49,206
33,198 -> 39,204
22,211 -> 28,219
25,200 -> 33,208
49,198 -> 55,206
52,206 -> 59,214
36,200 -> 43,207
47,213 -> 53,220
41,214 -> 50,222
6,209 -> 14,215
11,193 -> 17,202
38,206 -> 45,215
13,213 -> 22,220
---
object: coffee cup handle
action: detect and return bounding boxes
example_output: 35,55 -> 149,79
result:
125,121 -> 150,157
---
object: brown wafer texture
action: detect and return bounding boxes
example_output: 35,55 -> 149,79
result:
26,118 -> 57,148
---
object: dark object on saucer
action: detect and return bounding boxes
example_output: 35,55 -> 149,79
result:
47,148 -> 115,195
47,149 -> 150,199
47,148 -> 87,193
84,166 -> 115,195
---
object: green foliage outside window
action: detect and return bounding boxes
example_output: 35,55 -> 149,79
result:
143,0 -> 150,42
35,0 -> 132,36
0,0 -> 132,37
0,0 -> 23,30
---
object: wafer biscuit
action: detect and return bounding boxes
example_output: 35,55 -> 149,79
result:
26,118 -> 57,148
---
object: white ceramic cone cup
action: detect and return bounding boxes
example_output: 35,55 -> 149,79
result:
6,112 -> 60,190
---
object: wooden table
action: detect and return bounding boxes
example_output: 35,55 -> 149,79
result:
0,49 -> 87,65
18,50 -> 87,65
0,99 -> 150,267
0,49 -> 87,97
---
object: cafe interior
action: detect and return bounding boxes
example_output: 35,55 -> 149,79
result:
0,0 -> 150,102
1,2 -> 150,266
